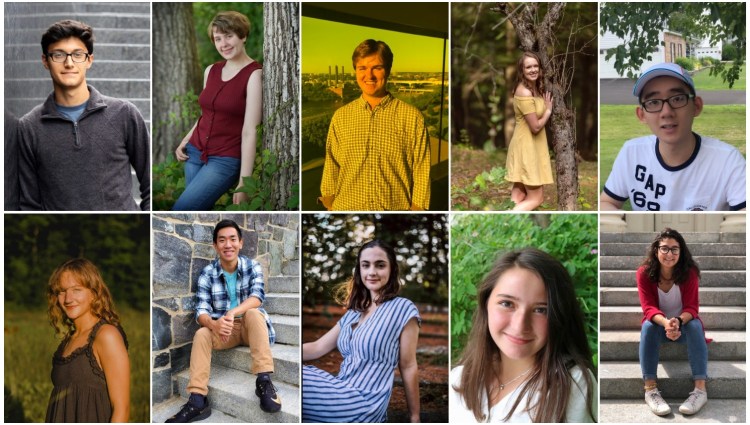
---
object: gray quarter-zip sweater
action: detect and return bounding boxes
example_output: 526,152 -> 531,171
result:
18,85 -> 150,211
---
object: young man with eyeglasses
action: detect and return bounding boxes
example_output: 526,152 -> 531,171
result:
600,62 -> 745,211
17,20 -> 150,211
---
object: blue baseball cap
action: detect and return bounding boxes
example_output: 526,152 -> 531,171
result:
633,62 -> 696,98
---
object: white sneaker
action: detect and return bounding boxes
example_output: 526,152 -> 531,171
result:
679,389 -> 708,415
645,388 -> 671,416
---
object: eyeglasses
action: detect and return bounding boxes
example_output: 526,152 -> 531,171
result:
641,93 -> 694,113
46,51 -> 90,63
658,246 -> 680,255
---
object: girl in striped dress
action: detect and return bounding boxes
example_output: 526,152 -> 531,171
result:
302,240 -> 421,422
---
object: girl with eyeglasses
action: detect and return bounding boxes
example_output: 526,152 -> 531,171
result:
637,227 -> 709,416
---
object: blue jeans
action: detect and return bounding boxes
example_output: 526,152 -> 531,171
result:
640,319 -> 708,380
172,143 -> 240,211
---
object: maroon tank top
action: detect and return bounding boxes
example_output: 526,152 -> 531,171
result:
190,60 -> 262,162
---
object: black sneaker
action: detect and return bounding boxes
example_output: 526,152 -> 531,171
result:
165,396 -> 211,423
255,374 -> 282,413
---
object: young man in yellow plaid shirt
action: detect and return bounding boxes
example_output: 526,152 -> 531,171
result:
319,39 -> 431,211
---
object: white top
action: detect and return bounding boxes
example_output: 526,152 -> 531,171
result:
449,364 -> 597,423
603,133 -> 746,211
659,284 -> 683,319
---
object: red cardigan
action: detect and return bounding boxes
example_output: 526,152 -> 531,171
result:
636,265 -> 711,343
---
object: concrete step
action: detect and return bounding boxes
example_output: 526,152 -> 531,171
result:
5,27 -> 150,44
272,314 -> 300,346
600,306 -> 746,330
152,395 -> 245,423
5,2 -> 151,14
600,243 -> 746,257
265,293 -> 299,315
600,361 -> 745,399
176,364 -> 300,423
600,330 -> 746,361
600,270 -> 746,288
600,398 -> 746,423
601,287 -> 746,307
267,276 -> 299,293
601,232 -> 745,244
6,44 -> 151,61
5,78 -> 149,99
600,256 -> 746,271
213,344 -> 299,387
7,14 -> 150,30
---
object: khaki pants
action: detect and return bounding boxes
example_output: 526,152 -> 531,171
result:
187,309 -> 274,395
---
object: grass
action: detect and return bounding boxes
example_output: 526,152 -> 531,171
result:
600,104 -> 747,202
4,306 -> 150,423
692,66 -> 746,90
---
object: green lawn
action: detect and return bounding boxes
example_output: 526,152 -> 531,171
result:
692,66 -> 746,90
4,307 -> 150,422
600,105 -> 746,208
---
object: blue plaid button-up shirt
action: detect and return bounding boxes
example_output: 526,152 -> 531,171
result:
195,255 -> 275,344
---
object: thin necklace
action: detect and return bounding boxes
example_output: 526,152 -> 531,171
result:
498,366 -> 534,390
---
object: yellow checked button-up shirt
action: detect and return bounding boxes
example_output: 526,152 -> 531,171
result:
320,94 -> 431,211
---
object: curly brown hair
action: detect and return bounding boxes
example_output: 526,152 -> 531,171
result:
512,51 -> 546,97
47,258 -> 121,338
641,227 -> 700,284
334,240 -> 401,312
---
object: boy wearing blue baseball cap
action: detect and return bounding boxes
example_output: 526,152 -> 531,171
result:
601,62 -> 746,211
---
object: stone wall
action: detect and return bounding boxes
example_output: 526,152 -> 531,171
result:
151,213 -> 299,403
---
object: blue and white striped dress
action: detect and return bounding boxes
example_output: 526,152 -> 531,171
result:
302,297 -> 421,423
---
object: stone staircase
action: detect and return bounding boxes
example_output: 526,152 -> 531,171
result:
152,277 -> 300,423
599,232 -> 746,423
4,2 -> 151,205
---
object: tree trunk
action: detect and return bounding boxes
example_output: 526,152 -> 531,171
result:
152,3 -> 202,163
497,2 -> 580,210
503,19 -> 516,147
263,2 -> 300,210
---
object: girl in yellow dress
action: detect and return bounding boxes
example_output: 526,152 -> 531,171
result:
505,52 -> 554,211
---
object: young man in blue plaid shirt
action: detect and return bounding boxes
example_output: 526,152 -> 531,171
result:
167,219 -> 281,422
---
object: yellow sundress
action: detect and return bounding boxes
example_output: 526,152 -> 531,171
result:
505,96 -> 554,186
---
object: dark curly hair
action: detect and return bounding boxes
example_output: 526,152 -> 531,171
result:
641,227 -> 700,284
41,20 -> 94,54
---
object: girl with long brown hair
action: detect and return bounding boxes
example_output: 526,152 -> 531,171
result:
638,228 -> 708,416
505,52 -> 554,211
450,248 -> 596,422
302,240 -> 421,422
46,258 -> 130,422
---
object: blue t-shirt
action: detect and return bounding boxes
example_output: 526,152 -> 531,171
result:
223,269 -> 239,311
56,101 -> 87,122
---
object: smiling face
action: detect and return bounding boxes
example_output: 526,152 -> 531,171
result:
213,29 -> 246,61
42,37 -> 92,92
636,76 -> 703,146
355,54 -> 388,101
359,246 -> 392,298
522,56 -> 541,84
57,271 -> 95,322
487,267 -> 549,362
657,237 -> 681,271
213,226 -> 243,266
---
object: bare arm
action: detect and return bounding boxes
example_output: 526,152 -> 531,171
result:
93,325 -> 130,422
226,295 -> 262,318
600,191 -> 625,210
516,86 -> 552,135
399,318 -> 420,423
176,65 -> 212,161
233,69 -> 263,204
302,323 -> 341,361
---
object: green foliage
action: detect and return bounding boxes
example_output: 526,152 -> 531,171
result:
4,307 -> 150,422
723,42 -> 738,61
4,215 -> 150,311
450,214 -> 598,365
301,214 -> 449,307
152,154 -> 186,211
192,3 -> 264,69
675,56 -> 695,71
601,2 -> 746,87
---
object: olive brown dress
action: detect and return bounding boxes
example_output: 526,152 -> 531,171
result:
45,320 -> 120,422
505,96 -> 554,186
